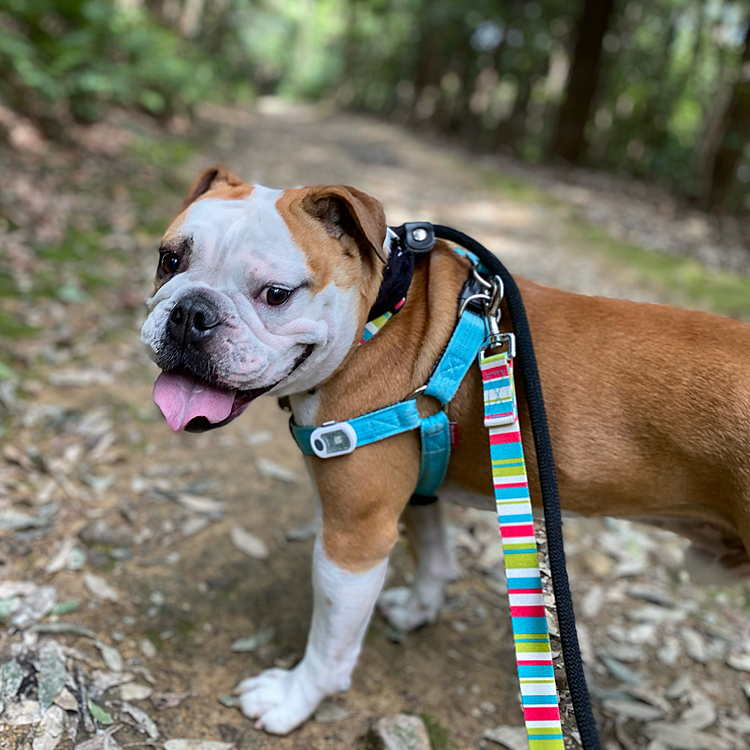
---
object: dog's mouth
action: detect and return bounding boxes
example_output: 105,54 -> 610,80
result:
152,345 -> 314,433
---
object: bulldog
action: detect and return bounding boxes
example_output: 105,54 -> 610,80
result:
141,167 -> 750,734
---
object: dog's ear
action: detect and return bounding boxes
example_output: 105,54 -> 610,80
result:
184,166 -> 244,208
303,185 -> 388,264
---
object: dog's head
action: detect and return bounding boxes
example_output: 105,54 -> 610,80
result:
140,168 -> 389,432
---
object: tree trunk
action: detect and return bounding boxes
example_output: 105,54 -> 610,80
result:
548,0 -> 616,163
704,20 -> 750,213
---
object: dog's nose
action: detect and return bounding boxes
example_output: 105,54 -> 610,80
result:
167,296 -> 222,348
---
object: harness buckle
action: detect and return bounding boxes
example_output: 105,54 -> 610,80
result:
309,421 -> 358,458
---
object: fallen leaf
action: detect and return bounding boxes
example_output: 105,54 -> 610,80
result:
84,573 -> 119,603
230,526 -> 269,560
231,626 -> 275,652
88,699 -> 114,726
163,742 -> 234,750
255,457 -> 297,483
482,725 -> 529,749
176,494 -> 225,515
120,702 -> 158,739
150,691 -> 192,710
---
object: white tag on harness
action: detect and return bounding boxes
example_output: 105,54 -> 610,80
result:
309,422 -> 358,458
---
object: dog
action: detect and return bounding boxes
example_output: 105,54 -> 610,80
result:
141,167 -> 750,734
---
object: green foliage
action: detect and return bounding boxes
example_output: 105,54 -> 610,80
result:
2,0 -> 750,212
0,0 -> 231,129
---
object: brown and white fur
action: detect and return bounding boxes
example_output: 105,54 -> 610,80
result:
141,168 -> 750,734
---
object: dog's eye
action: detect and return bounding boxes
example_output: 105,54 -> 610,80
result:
160,252 -> 180,275
265,287 -> 292,306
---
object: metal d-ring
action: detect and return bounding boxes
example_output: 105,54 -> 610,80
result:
457,292 -> 491,318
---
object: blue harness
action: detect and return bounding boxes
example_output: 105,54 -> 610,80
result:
290,247 -> 498,499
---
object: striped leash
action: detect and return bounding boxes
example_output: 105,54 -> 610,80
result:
480,337 -> 565,750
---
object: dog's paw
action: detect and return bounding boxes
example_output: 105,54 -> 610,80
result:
236,666 -> 323,735
378,585 -> 440,631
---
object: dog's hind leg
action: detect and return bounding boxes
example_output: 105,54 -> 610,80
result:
378,500 -> 457,631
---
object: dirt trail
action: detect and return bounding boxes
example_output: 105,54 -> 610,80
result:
3,103 -> 750,750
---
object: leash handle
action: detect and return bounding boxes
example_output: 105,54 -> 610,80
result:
434,225 -> 602,750
480,346 -> 565,750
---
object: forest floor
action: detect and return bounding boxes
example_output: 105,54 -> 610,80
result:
3,100 -> 750,750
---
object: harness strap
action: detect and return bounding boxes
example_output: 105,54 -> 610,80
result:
480,346 -> 565,750
290,400 -> 421,455
415,410 -> 451,497
423,309 -> 486,405
289,294 -> 485,499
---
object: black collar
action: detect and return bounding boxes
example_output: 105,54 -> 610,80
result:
367,223 -> 436,322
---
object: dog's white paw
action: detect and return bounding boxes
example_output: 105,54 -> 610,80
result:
378,585 -> 441,631
236,665 -> 323,735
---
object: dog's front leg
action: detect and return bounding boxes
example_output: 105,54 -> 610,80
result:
237,534 -> 387,733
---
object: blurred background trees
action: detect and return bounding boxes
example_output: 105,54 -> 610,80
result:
2,0 -> 750,216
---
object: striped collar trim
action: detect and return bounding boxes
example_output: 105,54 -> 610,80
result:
358,296 -> 406,345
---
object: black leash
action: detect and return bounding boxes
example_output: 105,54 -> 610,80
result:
432,225 -> 601,750
385,222 -> 600,749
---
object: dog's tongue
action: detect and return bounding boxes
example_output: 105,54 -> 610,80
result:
153,371 -> 237,432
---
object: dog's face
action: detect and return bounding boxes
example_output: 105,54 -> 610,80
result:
141,168 -> 388,432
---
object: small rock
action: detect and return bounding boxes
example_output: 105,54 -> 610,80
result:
482,725 -> 528,749
477,538 -> 505,570
602,699 -> 664,721
244,430 -> 272,446
4,698 -> 42,726
120,683 -> 152,701
657,639 -> 681,666
120,702 -> 158,739
681,699 -> 716,730
627,623 -> 658,645
285,521 -> 319,541
314,700 -> 353,723
163,742 -> 234,750
365,714 -> 432,750
580,585 -> 604,619
627,605 -> 686,624
721,713 -> 750,734
600,655 -> 644,685
218,695 -> 238,707
627,587 -> 675,608
32,705 -> 65,750
231,626 -> 275,652
84,573 -> 119,603
95,642 -> 123,672
79,520 -> 131,546
644,722 -> 730,750
45,539 -> 77,574
176,494 -> 225,515
0,658 -> 25,714
181,516 -> 210,537
54,687 -> 79,712
605,644 -> 645,663
140,639 -> 158,658
665,673 -> 692,699
255,457 -> 298,483
38,646 -> 69,712
150,691 -> 192,710
581,550 -> 614,577
10,585 -> 57,630
726,653 -> 750,672
230,526 -> 269,560
49,370 -> 113,387
682,627 -> 708,664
